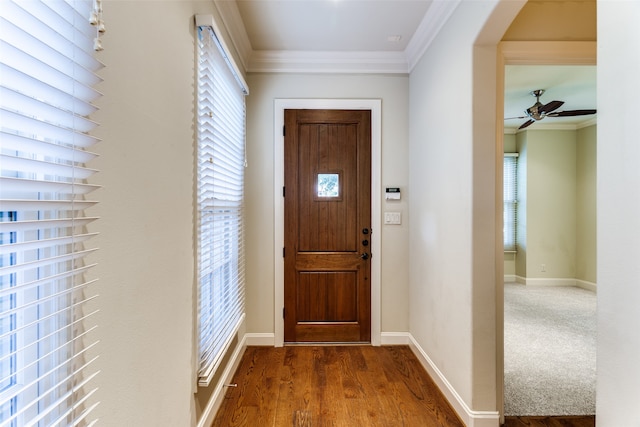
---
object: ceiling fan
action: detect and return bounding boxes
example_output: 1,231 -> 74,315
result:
506,89 -> 597,130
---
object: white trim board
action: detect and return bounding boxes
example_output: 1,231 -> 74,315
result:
514,276 -> 597,292
196,333 -> 275,427
408,335 -> 500,427
503,274 -> 516,283
245,333 -> 276,346
273,99 -> 382,347
380,332 -> 412,345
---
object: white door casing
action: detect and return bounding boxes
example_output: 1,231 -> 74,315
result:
274,99 -> 382,347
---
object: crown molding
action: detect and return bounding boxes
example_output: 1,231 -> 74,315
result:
213,0 -> 253,71
577,117 -> 597,129
247,50 -> 409,74
506,117 -> 597,133
405,0 -> 461,72
215,0 -> 461,75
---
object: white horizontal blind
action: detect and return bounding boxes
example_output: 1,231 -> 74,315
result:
504,154 -> 518,252
196,24 -> 247,386
0,1 -> 102,425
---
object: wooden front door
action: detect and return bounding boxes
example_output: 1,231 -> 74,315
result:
284,109 -> 371,343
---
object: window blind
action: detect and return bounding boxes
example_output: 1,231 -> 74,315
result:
504,154 -> 518,252
0,0 -> 102,425
196,21 -> 247,387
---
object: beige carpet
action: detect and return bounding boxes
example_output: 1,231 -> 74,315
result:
504,283 -> 596,416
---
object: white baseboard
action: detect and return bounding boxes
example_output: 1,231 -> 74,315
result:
197,333 -> 275,426
514,276 -> 597,292
504,274 -> 516,283
523,277 -> 577,287
575,279 -> 597,292
407,335 -> 500,427
380,331 -> 412,345
245,332 -> 275,346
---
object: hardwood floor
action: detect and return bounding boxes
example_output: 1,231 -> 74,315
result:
211,345 -> 596,427
504,415 -> 595,427
211,345 -> 465,426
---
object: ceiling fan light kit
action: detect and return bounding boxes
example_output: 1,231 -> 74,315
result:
506,89 -> 597,130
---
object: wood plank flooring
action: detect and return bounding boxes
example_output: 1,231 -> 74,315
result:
211,345 -> 596,427
211,345 -> 465,427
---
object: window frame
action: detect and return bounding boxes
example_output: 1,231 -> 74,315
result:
195,15 -> 249,387
504,153 -> 518,252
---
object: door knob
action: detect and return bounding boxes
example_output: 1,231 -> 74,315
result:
362,228 -> 369,235
360,253 -> 369,260
362,239 -> 369,246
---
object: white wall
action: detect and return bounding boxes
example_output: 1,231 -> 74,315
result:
408,0 -> 516,416
89,1 -> 218,425
597,0 -> 640,423
512,127 -> 596,287
409,29 -> 473,408
524,130 -> 578,280
576,125 -> 597,285
244,73 -> 411,335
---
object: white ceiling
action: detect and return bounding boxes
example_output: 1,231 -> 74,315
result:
504,65 -> 597,132
235,0 -> 430,52
222,0 -> 596,130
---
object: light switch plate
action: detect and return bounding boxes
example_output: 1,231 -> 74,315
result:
384,212 -> 401,225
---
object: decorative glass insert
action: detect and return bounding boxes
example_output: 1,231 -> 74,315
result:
317,173 -> 340,198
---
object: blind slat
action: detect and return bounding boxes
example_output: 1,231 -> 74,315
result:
0,322 -> 98,384
0,86 -> 98,133
0,263 -> 96,299
0,248 -> 98,277
0,42 -> 101,102
0,217 -> 98,233
0,107 -> 99,143
0,63 -> 98,117
5,351 -> 99,426
0,178 -> 99,197
0,232 -> 97,256
48,386 -> 100,427
0,154 -> 97,178
0,199 -> 97,211
1,130 -> 98,163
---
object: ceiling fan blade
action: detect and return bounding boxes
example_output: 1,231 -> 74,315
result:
505,116 -> 528,120
547,109 -> 597,117
538,100 -> 564,114
519,119 -> 535,130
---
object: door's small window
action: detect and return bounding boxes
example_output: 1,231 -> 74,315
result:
316,172 -> 341,199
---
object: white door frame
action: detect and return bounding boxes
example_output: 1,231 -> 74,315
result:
274,99 -> 382,347
496,40 -> 597,421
